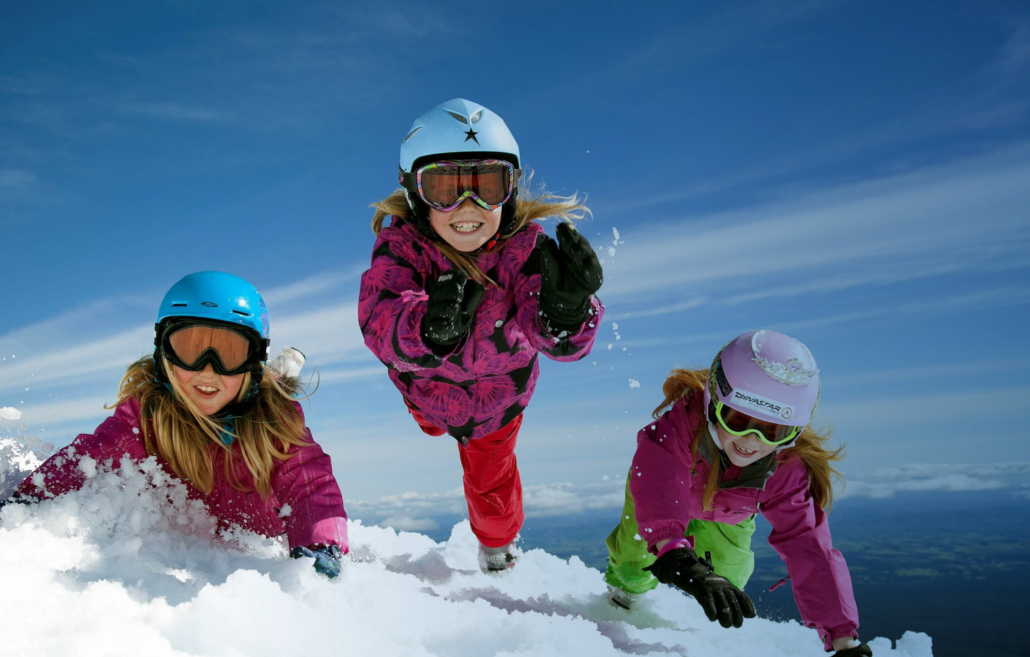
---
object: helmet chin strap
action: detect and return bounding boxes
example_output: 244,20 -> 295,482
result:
708,419 -> 724,451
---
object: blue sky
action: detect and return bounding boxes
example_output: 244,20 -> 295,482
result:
2,1 -> 1029,516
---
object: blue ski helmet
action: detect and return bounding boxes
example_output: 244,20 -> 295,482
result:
154,271 -> 270,384
156,271 -> 269,340
398,99 -> 522,241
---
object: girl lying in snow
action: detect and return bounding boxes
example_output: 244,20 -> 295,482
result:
358,98 -> 603,572
12,271 -> 349,578
604,330 -> 871,656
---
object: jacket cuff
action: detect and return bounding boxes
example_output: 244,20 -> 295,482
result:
287,516 -> 349,554
821,622 -> 859,651
642,520 -> 688,554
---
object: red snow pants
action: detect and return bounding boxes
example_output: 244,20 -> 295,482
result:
406,401 -> 524,548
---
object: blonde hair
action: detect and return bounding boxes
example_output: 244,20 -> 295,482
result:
653,367 -> 845,512
370,172 -> 591,285
111,356 -> 310,497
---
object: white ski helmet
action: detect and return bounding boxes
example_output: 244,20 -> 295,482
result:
398,99 -> 522,241
400,98 -> 520,174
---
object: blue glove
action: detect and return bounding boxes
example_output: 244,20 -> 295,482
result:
290,544 -> 343,579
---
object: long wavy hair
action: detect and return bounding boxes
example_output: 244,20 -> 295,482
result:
370,172 -> 590,285
110,356 -> 310,497
652,367 -> 845,512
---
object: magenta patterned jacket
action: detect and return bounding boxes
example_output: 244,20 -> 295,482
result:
630,392 -> 859,649
16,397 -> 349,552
358,219 -> 603,443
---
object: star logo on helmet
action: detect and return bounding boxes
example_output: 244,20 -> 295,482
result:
464,128 -> 480,144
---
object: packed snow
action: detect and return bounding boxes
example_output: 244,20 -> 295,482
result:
0,440 -> 932,656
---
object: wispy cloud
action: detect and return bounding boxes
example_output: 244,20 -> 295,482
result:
0,169 -> 37,192
602,145 -> 1030,302
828,358 -> 1030,388
841,462 -> 1030,499
351,460 -> 1030,526
15,396 -> 113,426
824,388 -> 1030,431
262,269 -> 362,308
115,102 -> 227,123
348,480 -> 628,524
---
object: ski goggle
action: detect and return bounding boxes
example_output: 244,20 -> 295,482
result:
402,159 -> 518,211
156,319 -> 269,376
713,400 -> 802,446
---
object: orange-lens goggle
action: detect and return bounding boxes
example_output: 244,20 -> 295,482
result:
158,319 -> 267,375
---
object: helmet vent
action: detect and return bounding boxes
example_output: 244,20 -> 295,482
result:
470,109 -> 483,124
172,303 -> 187,307
232,309 -> 251,317
445,110 -> 468,125
403,126 -> 422,143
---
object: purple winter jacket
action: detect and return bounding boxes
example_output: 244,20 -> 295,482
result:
17,398 -> 349,552
358,220 -> 603,443
631,392 -> 859,649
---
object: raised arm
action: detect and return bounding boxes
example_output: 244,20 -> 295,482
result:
512,226 -> 604,361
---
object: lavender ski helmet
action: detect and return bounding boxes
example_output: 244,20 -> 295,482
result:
704,330 -> 820,427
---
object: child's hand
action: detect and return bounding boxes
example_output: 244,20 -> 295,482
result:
422,269 -> 485,353
290,544 -> 343,579
832,643 -> 872,657
538,222 -> 603,333
643,547 -> 756,628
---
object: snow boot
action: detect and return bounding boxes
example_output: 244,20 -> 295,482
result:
478,541 -> 518,573
606,584 -> 639,611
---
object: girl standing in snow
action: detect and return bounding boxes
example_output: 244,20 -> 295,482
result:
359,98 -> 603,571
14,272 -> 349,578
604,330 -> 871,656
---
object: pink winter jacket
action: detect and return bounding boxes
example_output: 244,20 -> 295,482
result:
16,398 -> 349,552
358,220 -> 603,443
630,392 -> 858,649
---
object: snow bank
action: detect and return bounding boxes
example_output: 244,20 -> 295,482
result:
0,444 -> 932,656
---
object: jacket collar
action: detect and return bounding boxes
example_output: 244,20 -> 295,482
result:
697,427 -> 779,491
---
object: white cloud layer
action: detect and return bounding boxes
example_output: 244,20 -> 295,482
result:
348,462 -> 1030,524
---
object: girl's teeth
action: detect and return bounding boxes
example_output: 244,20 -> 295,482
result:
734,443 -> 756,455
452,222 -> 481,233
197,386 -> 217,393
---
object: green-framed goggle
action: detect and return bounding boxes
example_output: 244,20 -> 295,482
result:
713,400 -> 802,447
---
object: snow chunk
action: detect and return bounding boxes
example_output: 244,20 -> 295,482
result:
628,379 -> 641,389
0,407 -> 22,421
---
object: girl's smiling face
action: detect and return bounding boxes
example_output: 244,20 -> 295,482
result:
429,198 -> 502,253
171,363 -> 244,416
715,424 -> 780,467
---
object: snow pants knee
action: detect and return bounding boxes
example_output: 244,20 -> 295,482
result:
604,469 -> 757,594
406,400 -> 524,548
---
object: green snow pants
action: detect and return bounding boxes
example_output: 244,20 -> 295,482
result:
603,474 -> 757,594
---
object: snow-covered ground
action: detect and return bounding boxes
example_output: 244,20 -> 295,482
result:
0,439 -> 932,657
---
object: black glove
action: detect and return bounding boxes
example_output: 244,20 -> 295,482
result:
421,269 -> 485,354
538,222 -> 603,333
834,644 -> 872,657
290,544 -> 343,579
643,548 -> 756,628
